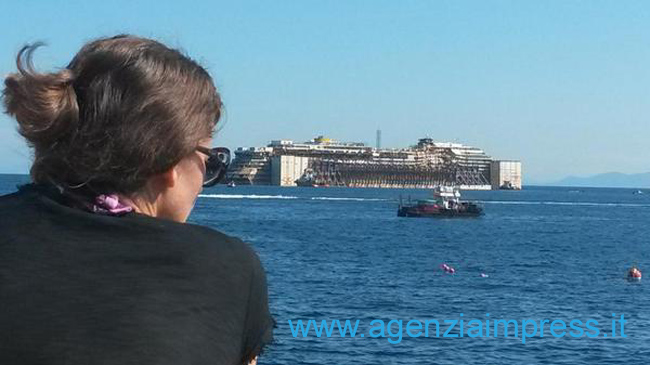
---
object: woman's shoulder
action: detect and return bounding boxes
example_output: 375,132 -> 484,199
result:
1,185 -> 261,268
130,213 -> 262,267
132,212 -> 243,245
0,184 -> 34,205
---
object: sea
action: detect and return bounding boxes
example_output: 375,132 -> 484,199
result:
1,174 -> 649,364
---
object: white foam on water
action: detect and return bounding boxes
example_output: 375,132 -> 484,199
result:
199,194 -> 298,200
481,200 -> 650,208
310,197 -> 389,202
199,194 -> 388,202
199,194 -> 648,207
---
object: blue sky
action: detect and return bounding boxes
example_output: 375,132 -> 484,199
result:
1,1 -> 649,183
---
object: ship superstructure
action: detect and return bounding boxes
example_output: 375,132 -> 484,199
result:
227,136 -> 521,190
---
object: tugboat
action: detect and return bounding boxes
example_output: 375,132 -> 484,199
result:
398,186 -> 483,218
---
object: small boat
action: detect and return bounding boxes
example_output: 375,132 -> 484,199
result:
227,181 -> 236,188
633,190 -> 644,195
295,168 -> 316,187
295,168 -> 331,187
398,186 -> 483,218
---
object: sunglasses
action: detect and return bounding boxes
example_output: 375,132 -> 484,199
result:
196,146 -> 231,187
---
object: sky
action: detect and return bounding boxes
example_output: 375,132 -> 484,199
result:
1,0 -> 649,184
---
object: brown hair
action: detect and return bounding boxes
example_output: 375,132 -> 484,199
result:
2,35 -> 222,195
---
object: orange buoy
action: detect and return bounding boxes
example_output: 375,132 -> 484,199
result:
627,266 -> 642,281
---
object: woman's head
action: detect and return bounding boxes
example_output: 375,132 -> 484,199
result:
2,35 -> 222,222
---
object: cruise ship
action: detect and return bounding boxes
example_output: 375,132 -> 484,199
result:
226,136 -> 521,190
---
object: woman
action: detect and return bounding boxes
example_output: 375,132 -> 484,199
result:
0,35 -> 273,365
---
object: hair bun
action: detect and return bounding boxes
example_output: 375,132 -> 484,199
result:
2,43 -> 79,148
2,35 -> 222,195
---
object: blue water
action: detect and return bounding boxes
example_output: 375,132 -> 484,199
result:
2,174 -> 649,364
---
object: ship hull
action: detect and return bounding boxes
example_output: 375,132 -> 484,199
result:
397,204 -> 483,218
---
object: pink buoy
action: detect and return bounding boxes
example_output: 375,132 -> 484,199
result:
440,263 -> 455,274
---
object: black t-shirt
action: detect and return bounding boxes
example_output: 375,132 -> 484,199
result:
0,184 -> 274,365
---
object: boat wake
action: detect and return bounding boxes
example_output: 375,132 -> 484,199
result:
310,197 -> 388,202
199,194 -> 298,200
199,194 -> 388,202
482,200 -> 650,208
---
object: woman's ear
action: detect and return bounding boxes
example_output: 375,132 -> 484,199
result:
158,166 -> 178,189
